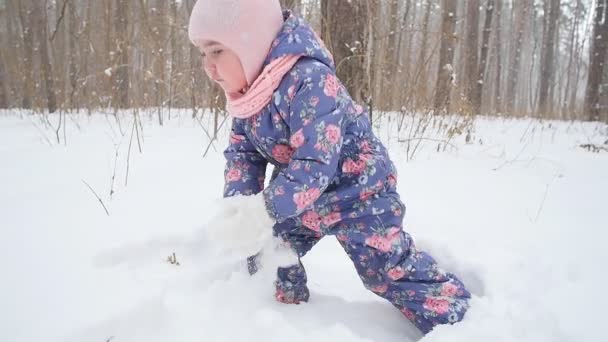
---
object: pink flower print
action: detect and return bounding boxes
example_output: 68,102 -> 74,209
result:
365,235 -> 392,253
225,168 -> 242,182
441,282 -> 459,297
310,96 -> 320,107
272,144 -> 294,164
354,104 -> 364,115
359,140 -> 371,152
290,129 -> 305,149
387,267 -> 406,280
423,298 -> 450,315
400,308 -> 416,321
322,211 -> 342,226
302,211 -> 322,232
387,173 -> 397,187
325,124 -> 341,145
229,133 -> 246,145
323,74 -> 340,98
370,284 -> 388,294
342,159 -> 366,174
359,189 -> 375,201
293,188 -> 321,210
275,186 -> 285,196
359,153 -> 373,162
386,227 -> 402,244
287,85 -> 296,100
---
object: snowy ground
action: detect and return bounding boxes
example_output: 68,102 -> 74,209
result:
1,110 -> 607,342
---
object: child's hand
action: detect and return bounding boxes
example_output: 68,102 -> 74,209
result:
205,193 -> 275,258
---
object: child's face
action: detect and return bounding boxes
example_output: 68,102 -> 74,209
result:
199,40 -> 248,93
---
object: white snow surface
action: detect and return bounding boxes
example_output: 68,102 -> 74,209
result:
1,110 -> 607,342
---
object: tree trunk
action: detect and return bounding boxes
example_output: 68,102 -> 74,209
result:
538,0 -> 561,117
154,0 -> 167,123
169,0 -> 179,112
321,0 -> 369,104
113,0 -> 129,109
17,0 -> 34,109
415,1 -> 432,109
400,0 -> 413,97
0,48 -> 7,108
434,0 -> 458,113
280,0 -> 300,13
493,0 -> 503,114
33,1 -> 57,113
105,0 -> 113,106
464,0 -> 481,112
474,0 -> 494,114
52,0 -> 68,107
387,0 -> 401,109
562,0 -> 581,119
584,0 -> 608,121
506,2 -> 529,114
83,0 -> 92,111
68,0 -> 78,109
4,0 -> 17,103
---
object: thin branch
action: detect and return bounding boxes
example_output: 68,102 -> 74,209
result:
110,146 -> 119,199
203,113 -> 229,157
82,180 -> 110,216
50,0 -> 70,41
125,121 -> 136,187
397,137 -> 457,150
196,115 -> 217,153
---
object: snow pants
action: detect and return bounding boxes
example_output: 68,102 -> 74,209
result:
248,190 -> 470,334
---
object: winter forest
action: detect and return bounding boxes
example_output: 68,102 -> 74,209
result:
0,0 -> 606,122
1,1 -> 608,342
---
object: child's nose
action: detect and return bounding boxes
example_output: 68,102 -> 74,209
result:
203,60 -> 218,79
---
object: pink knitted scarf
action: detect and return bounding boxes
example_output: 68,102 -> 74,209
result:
226,55 -> 301,119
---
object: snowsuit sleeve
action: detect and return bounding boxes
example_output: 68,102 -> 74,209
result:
223,118 -> 268,198
263,65 -> 344,222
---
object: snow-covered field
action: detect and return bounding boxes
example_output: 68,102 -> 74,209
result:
1,110 -> 607,342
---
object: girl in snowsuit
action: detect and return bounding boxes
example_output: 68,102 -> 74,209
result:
188,0 -> 470,334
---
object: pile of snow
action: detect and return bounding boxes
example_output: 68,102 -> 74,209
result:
1,110 -> 606,342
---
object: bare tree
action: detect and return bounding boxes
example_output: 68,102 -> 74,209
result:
434,0 -> 458,113
538,0 -> 561,117
0,0 -> 599,120
493,0 -> 504,114
113,0 -> 129,109
33,0 -> 57,113
169,0 -> 179,115
506,2 -> 530,114
280,0 -> 301,13
584,0 -> 608,121
0,48 -> 7,108
464,0 -> 481,112
415,0 -> 433,109
474,0 -> 494,114
68,0 -> 78,109
17,0 -> 34,109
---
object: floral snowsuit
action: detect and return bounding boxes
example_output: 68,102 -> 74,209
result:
223,11 -> 470,334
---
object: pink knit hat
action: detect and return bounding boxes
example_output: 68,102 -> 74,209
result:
188,0 -> 284,85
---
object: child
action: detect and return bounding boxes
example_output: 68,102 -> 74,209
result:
188,0 -> 470,334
